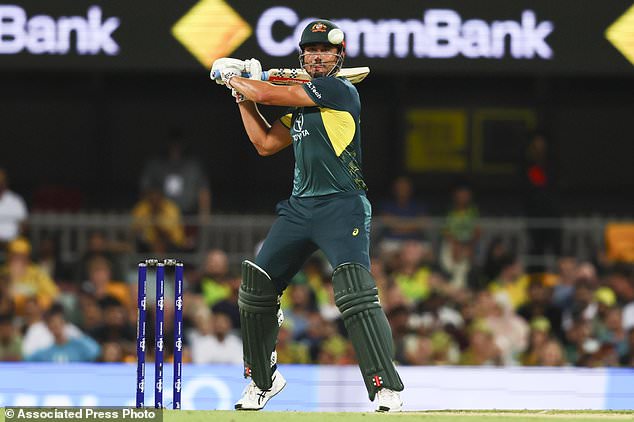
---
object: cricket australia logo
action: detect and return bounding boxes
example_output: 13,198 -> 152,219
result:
174,379 -> 182,393
138,380 -> 144,393
157,297 -> 164,311
175,297 -> 183,311
139,338 -> 146,352
156,379 -> 163,393
292,112 -> 309,142
157,338 -> 164,352
175,337 -> 182,352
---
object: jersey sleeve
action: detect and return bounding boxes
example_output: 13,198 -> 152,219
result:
302,77 -> 352,110
278,107 -> 294,129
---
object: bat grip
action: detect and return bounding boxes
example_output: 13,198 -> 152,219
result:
210,70 -> 269,81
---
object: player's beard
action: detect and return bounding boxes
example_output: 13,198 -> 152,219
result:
305,62 -> 335,78
300,51 -> 341,78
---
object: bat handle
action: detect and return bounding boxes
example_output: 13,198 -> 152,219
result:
210,70 -> 269,81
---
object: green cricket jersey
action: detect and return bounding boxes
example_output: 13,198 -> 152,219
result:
279,76 -> 367,197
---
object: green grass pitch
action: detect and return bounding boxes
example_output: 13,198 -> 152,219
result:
164,410 -> 633,422
2,409 -> 633,422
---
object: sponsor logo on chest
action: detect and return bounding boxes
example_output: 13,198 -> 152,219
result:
292,112 -> 310,142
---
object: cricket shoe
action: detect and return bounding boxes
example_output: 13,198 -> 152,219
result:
234,370 -> 287,410
375,388 -> 403,412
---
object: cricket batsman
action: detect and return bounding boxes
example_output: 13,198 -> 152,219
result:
211,19 -> 404,412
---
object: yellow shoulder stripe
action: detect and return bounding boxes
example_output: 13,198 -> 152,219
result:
319,108 -> 355,156
280,113 -> 292,129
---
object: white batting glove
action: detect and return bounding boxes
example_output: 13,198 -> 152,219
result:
220,64 -> 243,88
244,58 -> 262,81
210,58 -> 245,85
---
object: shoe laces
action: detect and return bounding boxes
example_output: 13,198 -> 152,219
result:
243,381 -> 271,404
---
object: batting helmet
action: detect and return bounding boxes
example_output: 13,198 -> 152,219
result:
299,20 -> 345,76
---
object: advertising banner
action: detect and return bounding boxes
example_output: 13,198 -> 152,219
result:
0,1 -> 633,74
0,363 -> 632,411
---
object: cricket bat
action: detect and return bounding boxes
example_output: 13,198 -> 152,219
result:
211,66 -> 370,85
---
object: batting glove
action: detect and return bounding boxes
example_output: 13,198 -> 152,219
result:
244,58 -> 262,81
220,64 -> 243,88
210,58 -> 245,85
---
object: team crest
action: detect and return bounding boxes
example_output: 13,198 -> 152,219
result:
311,22 -> 328,32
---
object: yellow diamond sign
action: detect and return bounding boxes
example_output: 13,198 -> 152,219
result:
606,4 -> 634,66
172,0 -> 251,68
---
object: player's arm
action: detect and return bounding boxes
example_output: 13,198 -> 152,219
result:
229,77 -> 317,107
237,101 -> 292,156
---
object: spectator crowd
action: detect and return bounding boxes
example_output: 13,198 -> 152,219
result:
0,166 -> 633,369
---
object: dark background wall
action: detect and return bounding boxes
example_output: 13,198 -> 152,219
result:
1,70 -> 633,215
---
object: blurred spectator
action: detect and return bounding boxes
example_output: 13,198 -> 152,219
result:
212,275 -> 240,330
523,134 -> 562,261
392,241 -> 432,305
77,293 -> 103,333
0,168 -> 28,247
140,131 -> 211,217
595,305 -> 628,360
316,319 -> 351,364
22,297 -> 82,356
459,320 -> 502,366
606,266 -> 634,330
0,313 -> 22,361
81,256 -> 132,311
25,304 -> 100,362
88,297 -> 136,359
317,278 -> 340,322
378,176 -> 428,254
403,335 -> 433,365
132,187 -> 186,253
1,238 -> 59,315
34,234 -> 70,283
552,257 -> 580,309
470,291 -> 528,365
561,280 -> 597,331
480,237 -> 512,290
76,231 -> 128,282
441,184 -> 480,288
412,291 -> 464,333
387,305 -> 412,365
488,254 -> 529,310
188,309 -> 242,364
517,277 -> 564,340
520,317 -> 552,365
0,275 -> 13,315
298,255 -> 335,317
192,249 -> 231,307
620,328 -> 634,366
283,284 -> 315,339
297,312 -> 329,361
277,323 -> 311,364
563,318 -> 594,365
537,339 -> 566,366
101,342 -> 126,363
